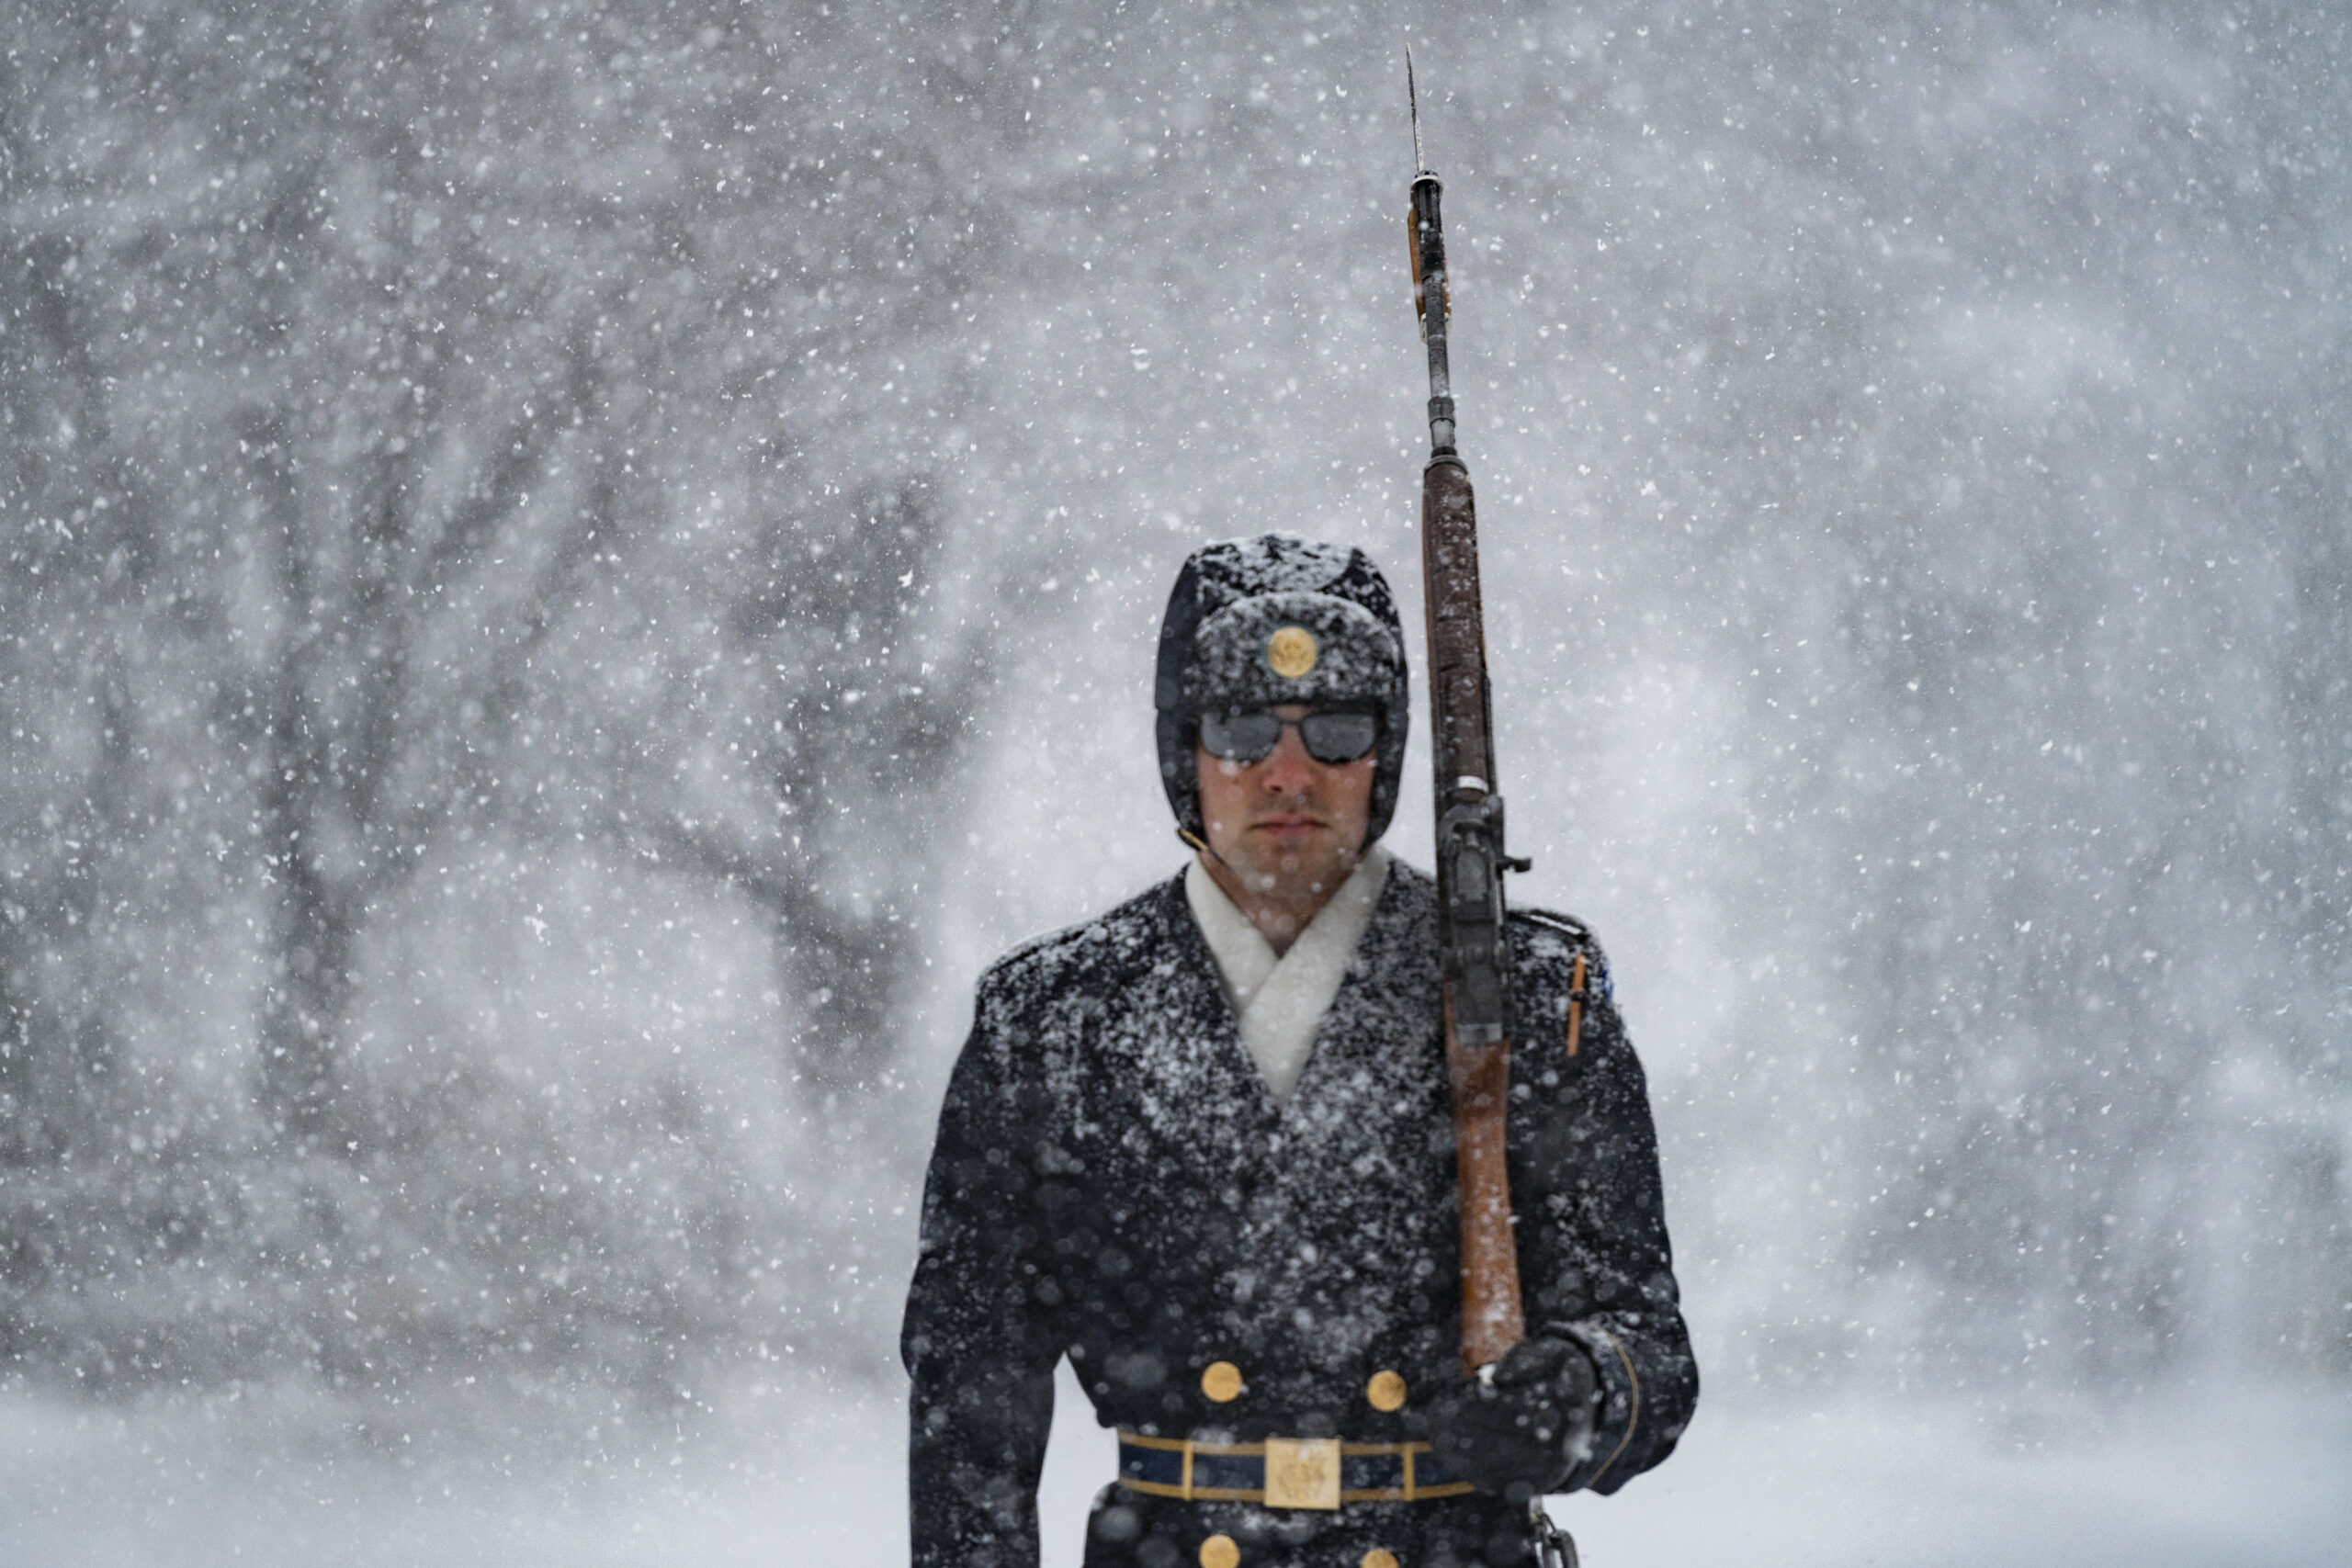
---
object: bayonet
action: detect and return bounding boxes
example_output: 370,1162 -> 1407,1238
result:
1408,46 -> 1427,175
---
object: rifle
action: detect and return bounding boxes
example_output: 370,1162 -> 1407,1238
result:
1407,52 -> 1532,1378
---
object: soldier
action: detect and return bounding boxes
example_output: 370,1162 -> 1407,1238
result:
903,534 -> 1696,1568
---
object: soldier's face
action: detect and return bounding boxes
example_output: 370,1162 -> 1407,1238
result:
1196,704 -> 1375,931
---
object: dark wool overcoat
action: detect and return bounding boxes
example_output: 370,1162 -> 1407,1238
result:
902,862 -> 1696,1568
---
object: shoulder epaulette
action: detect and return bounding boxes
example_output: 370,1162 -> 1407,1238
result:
980,874 -> 1184,988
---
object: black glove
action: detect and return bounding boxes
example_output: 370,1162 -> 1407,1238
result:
1428,1335 -> 1600,1503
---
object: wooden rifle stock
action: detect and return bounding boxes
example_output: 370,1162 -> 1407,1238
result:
1450,1021 -> 1523,1371
1425,457 -> 1527,1375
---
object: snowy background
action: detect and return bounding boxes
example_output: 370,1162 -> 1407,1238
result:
4,1 -> 2347,1562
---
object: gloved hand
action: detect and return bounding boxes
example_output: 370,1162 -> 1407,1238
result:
1428,1335 -> 1600,1502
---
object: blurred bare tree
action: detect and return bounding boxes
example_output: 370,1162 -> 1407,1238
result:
0,0 -> 1014,1388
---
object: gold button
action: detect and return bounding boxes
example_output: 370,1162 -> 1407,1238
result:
1362,1551 -> 1399,1568
1365,1370 -> 1408,1412
1200,1360 -> 1244,1403
1200,1534 -> 1240,1568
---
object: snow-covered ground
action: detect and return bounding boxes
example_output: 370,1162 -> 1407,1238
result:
4,1361 -> 2343,1567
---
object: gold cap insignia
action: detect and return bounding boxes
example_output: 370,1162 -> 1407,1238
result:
1264,625 -> 1318,679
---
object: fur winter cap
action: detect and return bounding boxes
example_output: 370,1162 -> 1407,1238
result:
1154,533 -> 1411,848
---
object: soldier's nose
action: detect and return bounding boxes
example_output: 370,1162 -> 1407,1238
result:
1259,726 -> 1317,789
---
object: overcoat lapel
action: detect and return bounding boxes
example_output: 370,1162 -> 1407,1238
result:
1095,881 -> 1282,1184
1282,865 -> 1446,1145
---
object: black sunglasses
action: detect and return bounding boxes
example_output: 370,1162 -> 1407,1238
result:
1197,708 -> 1380,766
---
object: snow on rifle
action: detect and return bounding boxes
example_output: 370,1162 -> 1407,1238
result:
1407,52 -> 1537,1378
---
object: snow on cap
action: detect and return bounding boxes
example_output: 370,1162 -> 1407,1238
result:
1185,591 -> 1402,716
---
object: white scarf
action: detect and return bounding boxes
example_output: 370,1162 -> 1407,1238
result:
1183,844 -> 1390,1104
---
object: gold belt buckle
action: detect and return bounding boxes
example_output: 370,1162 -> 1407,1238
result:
1261,1437 -> 1341,1510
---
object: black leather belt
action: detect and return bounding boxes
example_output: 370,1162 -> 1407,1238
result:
1116,1431 -> 1474,1508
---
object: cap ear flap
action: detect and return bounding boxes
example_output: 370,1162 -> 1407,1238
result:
1363,688 -> 1409,845
1155,559 -> 1207,839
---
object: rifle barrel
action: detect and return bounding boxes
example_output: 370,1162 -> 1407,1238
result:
1411,173 -> 1456,457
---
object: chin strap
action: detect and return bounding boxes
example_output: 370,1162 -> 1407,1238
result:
1177,827 -> 1233,873
1176,831 -> 1250,884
